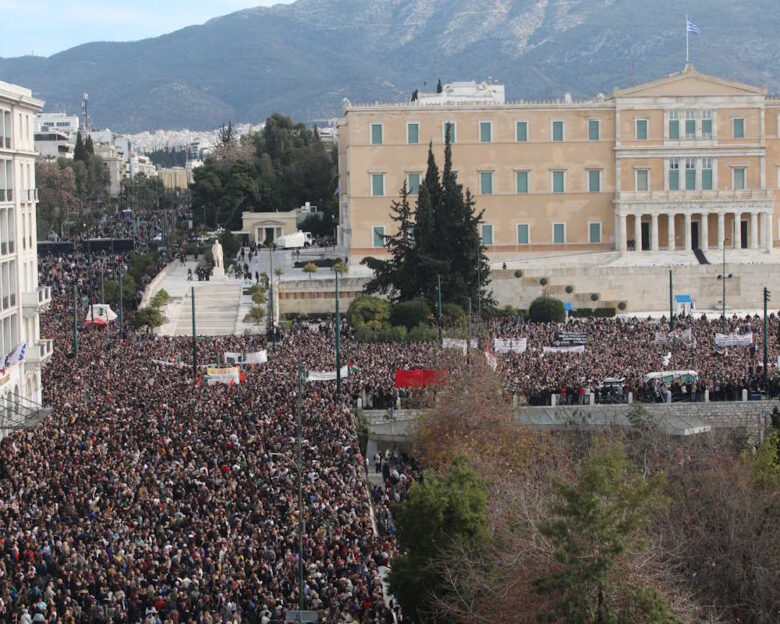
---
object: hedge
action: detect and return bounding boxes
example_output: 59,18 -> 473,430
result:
528,296 -> 566,323
594,307 -> 617,318
442,303 -> 466,327
348,296 -> 390,330
390,298 -> 431,330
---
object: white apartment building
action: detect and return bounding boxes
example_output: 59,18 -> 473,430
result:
0,81 -> 53,437
34,112 -> 80,135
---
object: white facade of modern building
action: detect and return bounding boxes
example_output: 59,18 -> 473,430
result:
34,112 -> 80,135
0,81 -> 52,438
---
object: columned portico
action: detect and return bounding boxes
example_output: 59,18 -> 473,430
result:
650,213 -> 659,251
750,212 -> 759,250
668,214 -> 675,250
683,213 -> 692,250
634,214 -> 642,251
700,214 -> 709,251
718,213 -> 725,250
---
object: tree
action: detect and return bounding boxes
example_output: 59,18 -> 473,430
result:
529,296 -> 566,323
85,134 -> 94,155
436,78 -> 443,93
331,261 -> 347,274
246,305 -> 266,328
103,274 -> 136,311
131,307 -> 163,333
388,457 -> 489,623
347,295 -> 390,331
74,131 -> 87,163
150,289 -> 170,309
535,443 -> 674,624
302,262 -> 318,279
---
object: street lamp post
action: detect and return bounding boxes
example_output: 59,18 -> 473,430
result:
335,270 -> 341,394
268,244 -> 276,352
296,362 -> 305,612
717,240 -> 733,333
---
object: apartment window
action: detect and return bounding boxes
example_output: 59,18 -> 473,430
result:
372,226 -> 385,248
685,158 -> 697,190
516,170 -> 529,194
552,170 -> 565,193
635,169 -> 649,192
669,111 -> 680,139
406,122 -> 419,145
733,167 -> 746,190
685,110 -> 696,138
516,120 -> 528,142
479,171 -> 493,195
552,120 -> 564,142
443,121 -> 456,143
479,121 -> 492,143
588,119 -> 600,141
636,119 -> 648,140
587,169 -> 601,193
702,158 -> 713,190
589,222 -> 602,244
407,172 -> 420,195
370,173 -> 385,197
481,224 -> 493,246
702,110 -> 713,138
370,123 -> 383,145
733,118 -> 745,139
669,159 -> 680,190
517,223 -> 530,245
553,223 -> 566,244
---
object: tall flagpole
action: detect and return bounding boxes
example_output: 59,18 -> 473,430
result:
685,14 -> 689,65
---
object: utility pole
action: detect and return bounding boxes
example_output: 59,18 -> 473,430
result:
87,240 -> 94,325
268,244 -> 275,352
296,361 -> 305,612
72,284 -> 78,354
467,297 -> 472,362
437,273 -> 443,345
722,241 -> 726,333
335,270 -> 341,393
764,287 -> 771,399
119,271 -> 124,338
669,270 -> 674,330
477,248 -> 482,320
191,286 -> 197,379
100,262 -> 105,304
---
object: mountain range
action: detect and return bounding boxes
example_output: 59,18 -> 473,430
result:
2,0 -> 780,133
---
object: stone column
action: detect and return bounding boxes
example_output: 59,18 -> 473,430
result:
738,212 -> 745,249
683,213 -> 692,250
651,213 -> 659,251
765,211 -> 774,252
619,213 -> 628,254
700,213 -> 709,251
717,212 -> 725,250
668,214 -> 676,250
634,214 -> 642,251
751,212 -> 759,250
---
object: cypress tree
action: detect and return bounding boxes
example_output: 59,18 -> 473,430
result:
85,134 -> 94,155
74,131 -> 87,163
436,78 -> 443,93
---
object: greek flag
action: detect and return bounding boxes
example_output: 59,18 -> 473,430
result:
686,20 -> 701,35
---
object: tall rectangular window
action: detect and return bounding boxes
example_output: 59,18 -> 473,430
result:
479,171 -> 493,195
553,223 -> 566,244
636,119 -> 648,140
407,122 -> 419,145
587,169 -> 601,193
481,224 -> 493,246
372,226 -> 385,247
733,118 -> 745,139
516,170 -> 529,194
685,110 -> 696,138
685,158 -> 697,190
589,222 -> 602,244
636,169 -> 649,192
669,111 -> 680,139
371,173 -> 385,197
733,167 -> 746,190
479,121 -> 492,143
516,121 -> 528,142
702,110 -> 713,138
443,121 -> 456,143
517,223 -> 529,245
588,119 -> 600,141
552,120 -> 564,142
552,170 -> 565,193
370,123 -> 383,145
407,173 -> 420,195
669,159 -> 680,190
702,158 -> 713,190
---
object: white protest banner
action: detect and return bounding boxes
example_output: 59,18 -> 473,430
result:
543,345 -> 585,355
654,328 -> 693,346
494,338 -> 528,354
205,366 -> 245,386
244,351 -> 268,365
306,365 -> 349,382
715,332 -> 753,348
442,338 -> 467,354
224,352 -> 244,365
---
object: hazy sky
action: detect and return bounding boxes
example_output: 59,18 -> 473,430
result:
0,0 -> 295,58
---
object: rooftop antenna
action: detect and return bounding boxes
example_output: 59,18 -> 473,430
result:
81,93 -> 89,136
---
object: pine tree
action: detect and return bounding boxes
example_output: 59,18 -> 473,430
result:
85,134 -> 94,156
436,78 -> 443,93
73,131 -> 87,163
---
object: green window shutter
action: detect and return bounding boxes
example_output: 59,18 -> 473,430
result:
516,171 -> 528,193
669,119 -> 679,139
552,121 -> 564,141
481,225 -> 493,245
371,124 -> 383,145
733,118 -> 744,138
588,170 -> 601,192
702,169 -> 713,190
589,223 -> 601,243
685,169 -> 696,190
588,120 -> 599,141
373,227 -> 385,247
408,173 -> 420,195
407,123 -> 419,144
480,122 -> 492,143
371,174 -> 384,196
669,170 -> 679,191
552,171 -> 565,193
553,223 -> 565,244
636,120 -> 648,140
516,121 -> 528,142
685,119 -> 696,138
702,119 -> 712,137
480,172 -> 493,194
517,224 -> 529,245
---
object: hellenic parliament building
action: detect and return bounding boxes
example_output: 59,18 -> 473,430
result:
336,66 -> 780,311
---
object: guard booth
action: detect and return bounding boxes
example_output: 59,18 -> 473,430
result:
675,294 -> 693,316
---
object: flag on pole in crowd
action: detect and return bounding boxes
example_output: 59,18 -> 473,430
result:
4,341 -> 26,368
686,19 -> 701,35
348,360 -> 360,375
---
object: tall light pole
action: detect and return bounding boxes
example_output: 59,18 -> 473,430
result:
717,240 -> 733,333
669,270 -> 674,330
72,284 -> 79,354
191,286 -> 197,379
335,269 -> 341,393
437,273 -> 443,345
296,361 -> 305,612
764,287 -> 771,399
268,243 -> 276,351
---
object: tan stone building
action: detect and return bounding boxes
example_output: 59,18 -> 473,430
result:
338,66 -> 780,264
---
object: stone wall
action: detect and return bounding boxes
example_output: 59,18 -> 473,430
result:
278,276 -> 365,315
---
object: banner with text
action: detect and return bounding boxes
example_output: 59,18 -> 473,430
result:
306,365 -> 350,382
654,328 -> 693,346
715,332 -> 753,348
493,338 -> 528,354
554,331 -> 587,347
442,338 -> 468,354
543,345 -> 586,355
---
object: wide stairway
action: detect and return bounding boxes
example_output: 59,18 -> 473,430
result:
172,283 -> 242,336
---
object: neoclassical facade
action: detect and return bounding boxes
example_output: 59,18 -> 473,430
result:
338,66 -> 780,263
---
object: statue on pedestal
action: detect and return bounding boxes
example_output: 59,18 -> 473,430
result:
212,240 -> 224,269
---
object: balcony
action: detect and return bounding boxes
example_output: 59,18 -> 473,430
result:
22,286 -> 51,313
25,339 -> 53,366
23,188 -> 38,203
